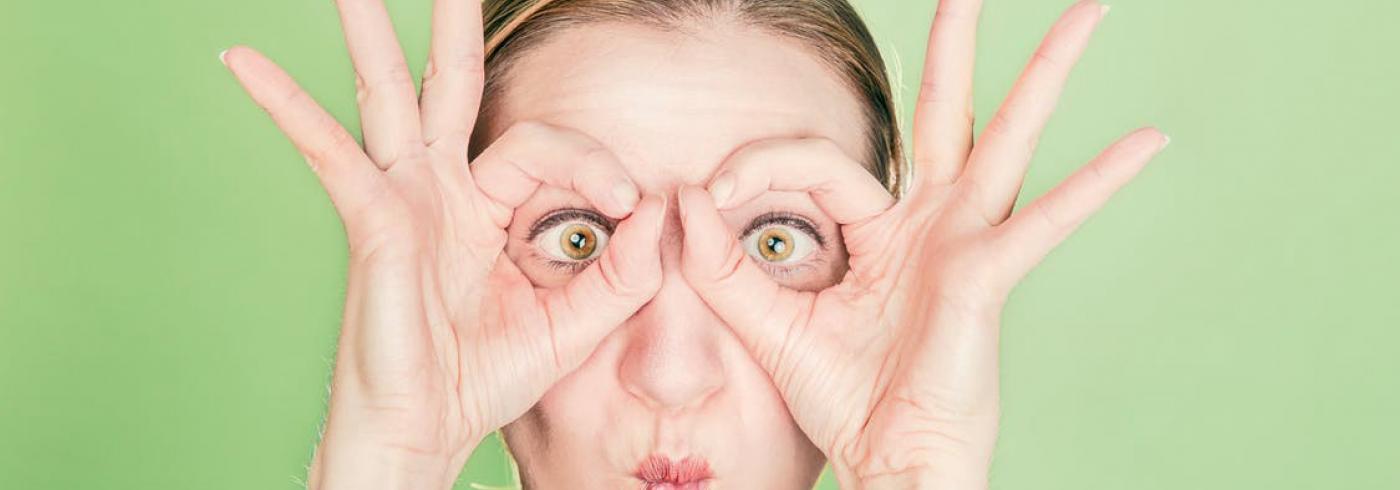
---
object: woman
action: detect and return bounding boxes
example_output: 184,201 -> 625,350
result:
221,0 -> 1166,487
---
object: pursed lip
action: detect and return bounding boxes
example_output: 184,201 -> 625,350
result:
635,454 -> 712,489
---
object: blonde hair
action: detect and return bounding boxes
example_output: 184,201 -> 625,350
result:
476,0 -> 906,196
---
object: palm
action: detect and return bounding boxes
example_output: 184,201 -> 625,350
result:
329,142 -> 551,452
678,0 -> 1167,487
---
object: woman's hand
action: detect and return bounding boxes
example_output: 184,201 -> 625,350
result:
677,0 -> 1167,488
222,1 -> 664,488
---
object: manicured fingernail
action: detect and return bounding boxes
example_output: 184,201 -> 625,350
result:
612,181 -> 640,213
1100,4 -> 1112,18
218,49 -> 229,66
1160,134 -> 1172,150
707,172 -> 735,208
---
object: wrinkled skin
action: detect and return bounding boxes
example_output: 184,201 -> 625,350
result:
220,0 -> 1165,488
223,1 -> 669,487
676,2 -> 1167,487
481,22 -> 863,490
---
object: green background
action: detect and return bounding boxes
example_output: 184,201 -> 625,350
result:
2,0 -> 1396,488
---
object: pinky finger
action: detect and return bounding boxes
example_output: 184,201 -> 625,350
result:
222,46 -> 383,218
993,127 -> 1169,278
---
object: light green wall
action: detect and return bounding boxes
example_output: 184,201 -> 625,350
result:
1,1 -> 1396,488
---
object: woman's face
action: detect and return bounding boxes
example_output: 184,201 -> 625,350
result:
484,21 -> 869,489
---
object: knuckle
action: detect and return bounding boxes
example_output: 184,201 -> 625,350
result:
712,241 -> 751,286
984,112 -> 1038,155
982,112 -> 1015,139
917,78 -> 952,104
382,63 -> 416,87
270,84 -> 309,113
1086,159 -> 1110,183
580,145 -> 617,167
357,64 -> 416,101
434,49 -> 485,73
1029,48 -> 1063,71
597,249 -> 647,300
422,50 -> 485,89
305,124 -> 356,164
1032,202 -> 1065,231
918,83 -> 976,128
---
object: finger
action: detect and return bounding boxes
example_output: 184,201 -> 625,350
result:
222,46 -> 384,222
911,0 -> 984,189
420,0 -> 485,155
470,122 -> 641,222
677,185 -> 802,370
993,127 -> 1168,279
542,194 -> 666,370
334,0 -> 423,169
961,0 -> 1108,224
707,138 -> 895,225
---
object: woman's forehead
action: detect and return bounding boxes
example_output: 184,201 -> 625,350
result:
489,21 -> 868,190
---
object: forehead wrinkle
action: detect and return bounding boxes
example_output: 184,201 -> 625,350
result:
496,21 -> 867,193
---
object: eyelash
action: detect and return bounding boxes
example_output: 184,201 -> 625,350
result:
523,209 -> 828,279
527,208 -> 615,274
738,211 -> 829,280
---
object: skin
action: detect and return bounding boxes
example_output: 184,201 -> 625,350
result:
487,23 -> 860,488
219,0 -> 1166,488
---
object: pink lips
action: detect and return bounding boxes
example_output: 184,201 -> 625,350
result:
636,455 -> 712,490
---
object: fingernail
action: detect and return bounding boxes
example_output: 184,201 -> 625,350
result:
651,194 -> 670,235
707,172 -> 735,208
676,187 -> 691,221
1100,4 -> 1112,18
612,181 -> 639,213
1160,133 -> 1172,150
218,48 -> 229,66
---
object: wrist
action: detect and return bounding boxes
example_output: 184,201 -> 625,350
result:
837,466 -> 988,490
308,410 -> 479,490
832,448 -> 992,490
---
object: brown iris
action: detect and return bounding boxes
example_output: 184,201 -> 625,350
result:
757,227 -> 794,262
559,223 -> 598,260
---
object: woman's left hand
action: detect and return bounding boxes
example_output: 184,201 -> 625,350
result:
677,1 -> 1167,488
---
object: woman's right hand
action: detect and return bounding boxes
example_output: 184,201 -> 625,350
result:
221,1 -> 666,488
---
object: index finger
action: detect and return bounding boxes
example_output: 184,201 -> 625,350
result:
707,138 -> 895,225
470,122 -> 642,225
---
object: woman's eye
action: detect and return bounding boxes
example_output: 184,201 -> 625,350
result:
535,215 -> 611,263
742,224 -> 818,265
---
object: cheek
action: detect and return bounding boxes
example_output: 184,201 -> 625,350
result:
507,316 -> 826,482
502,338 -> 631,479
711,334 -> 829,483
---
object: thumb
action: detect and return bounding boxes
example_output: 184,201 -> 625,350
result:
540,194 -> 666,370
677,186 -> 804,370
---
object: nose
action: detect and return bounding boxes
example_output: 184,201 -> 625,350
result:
617,230 -> 725,411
